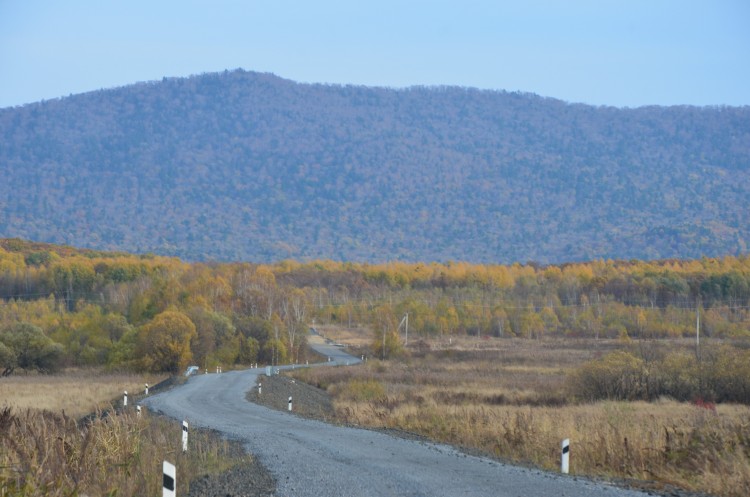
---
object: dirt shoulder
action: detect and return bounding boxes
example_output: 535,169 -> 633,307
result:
246,373 -> 335,423
186,454 -> 275,497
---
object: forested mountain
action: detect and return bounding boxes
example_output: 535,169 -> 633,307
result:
0,70 -> 748,263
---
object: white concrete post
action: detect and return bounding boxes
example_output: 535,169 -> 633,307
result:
163,460 -> 176,497
123,391 -> 128,407
288,396 -> 292,411
258,382 -> 262,395
182,420 -> 189,452
561,438 -> 570,474
145,383 -> 149,395
137,405 -> 142,417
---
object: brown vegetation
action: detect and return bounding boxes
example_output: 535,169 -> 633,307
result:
0,406 -> 248,496
0,371 -> 257,496
0,371 -> 164,417
290,337 -> 750,497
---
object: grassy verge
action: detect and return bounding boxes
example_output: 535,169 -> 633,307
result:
289,337 -> 750,497
0,370 -> 259,496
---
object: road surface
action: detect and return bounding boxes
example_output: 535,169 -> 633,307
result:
145,339 -> 651,497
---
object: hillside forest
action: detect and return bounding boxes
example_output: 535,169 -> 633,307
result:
0,70 -> 749,263
0,239 -> 748,384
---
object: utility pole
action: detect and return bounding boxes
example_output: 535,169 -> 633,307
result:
397,313 -> 409,346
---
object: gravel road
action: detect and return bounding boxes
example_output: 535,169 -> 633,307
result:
145,340 -> 655,497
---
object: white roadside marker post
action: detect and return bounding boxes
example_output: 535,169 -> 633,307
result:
258,382 -> 262,395
145,383 -> 149,395
163,460 -> 176,497
182,420 -> 189,452
561,439 -> 570,474
137,405 -> 142,417
123,391 -> 128,407
288,396 -> 292,411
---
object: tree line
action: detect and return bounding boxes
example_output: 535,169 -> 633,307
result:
0,239 -> 748,374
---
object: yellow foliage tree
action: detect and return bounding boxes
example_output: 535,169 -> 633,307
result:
137,310 -> 197,373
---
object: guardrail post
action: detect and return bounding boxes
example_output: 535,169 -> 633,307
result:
182,420 -> 189,452
163,460 -> 176,497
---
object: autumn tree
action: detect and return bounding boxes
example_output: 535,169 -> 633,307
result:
280,288 -> 308,363
0,322 -> 63,375
371,305 -> 402,359
137,310 -> 197,373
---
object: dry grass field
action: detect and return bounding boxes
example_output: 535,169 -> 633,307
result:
0,370 -> 250,496
0,370 -> 166,417
291,329 -> 750,497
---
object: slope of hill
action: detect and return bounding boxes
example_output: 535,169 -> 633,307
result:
0,69 -> 748,263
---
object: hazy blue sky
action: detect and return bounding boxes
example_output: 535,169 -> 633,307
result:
1,0 -> 748,108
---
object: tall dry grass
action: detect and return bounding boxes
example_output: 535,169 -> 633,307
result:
0,406 -> 244,496
0,370 -> 246,496
290,337 -> 750,497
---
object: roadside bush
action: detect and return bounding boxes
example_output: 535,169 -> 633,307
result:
704,346 -> 750,403
657,351 -> 700,400
569,345 -> 750,405
568,350 -> 647,401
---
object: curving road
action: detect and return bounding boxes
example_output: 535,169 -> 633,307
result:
145,339 -> 651,497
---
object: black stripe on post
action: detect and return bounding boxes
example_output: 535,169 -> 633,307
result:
562,445 -> 570,454
163,474 -> 175,491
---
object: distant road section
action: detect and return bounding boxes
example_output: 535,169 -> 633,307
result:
145,339 -> 650,497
